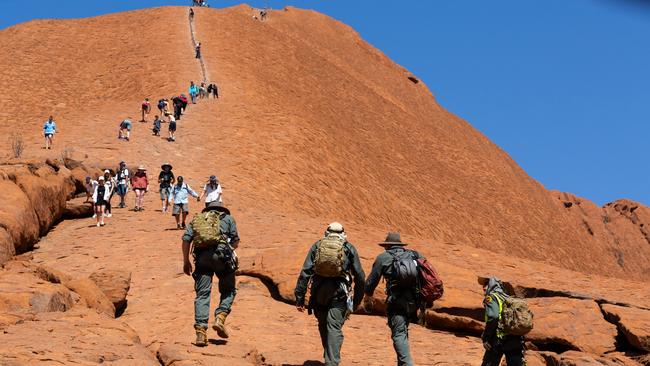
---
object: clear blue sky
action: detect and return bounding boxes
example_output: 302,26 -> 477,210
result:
3,0 -> 648,206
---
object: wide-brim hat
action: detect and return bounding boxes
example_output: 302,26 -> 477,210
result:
379,232 -> 407,246
137,165 -> 146,171
202,201 -> 230,215
161,163 -> 172,170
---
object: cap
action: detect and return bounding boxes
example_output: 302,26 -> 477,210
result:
104,170 -> 110,174
327,222 -> 344,233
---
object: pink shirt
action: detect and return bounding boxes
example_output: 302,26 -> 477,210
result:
130,173 -> 148,189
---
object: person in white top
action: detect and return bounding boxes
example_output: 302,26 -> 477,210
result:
198,175 -> 222,208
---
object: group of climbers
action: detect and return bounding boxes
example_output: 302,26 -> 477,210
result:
181,215 -> 531,366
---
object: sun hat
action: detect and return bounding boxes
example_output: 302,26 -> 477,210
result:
327,222 -> 344,233
202,201 -> 230,214
103,170 -> 110,174
209,175 -> 219,183
98,176 -> 105,181
137,165 -> 146,171
378,232 -> 407,247
161,163 -> 173,170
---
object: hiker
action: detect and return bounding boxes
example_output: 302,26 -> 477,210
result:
92,176 -> 111,227
179,94 -> 189,112
84,176 -> 96,204
158,163 -> 175,213
172,95 -> 184,120
157,99 -> 166,114
153,115 -> 162,136
43,116 -> 57,150
141,98 -> 151,122
195,42 -> 202,59
130,165 -> 149,211
294,222 -> 365,366
364,232 -> 425,366
168,115 -> 177,142
198,175 -> 222,207
260,9 -> 268,21
189,81 -> 199,104
207,83 -> 219,99
102,170 -> 116,218
189,7 -> 194,19
119,118 -> 132,141
170,176 -> 199,229
116,161 -> 130,208
199,83 -> 207,99
181,201 -> 240,347
481,277 -> 527,366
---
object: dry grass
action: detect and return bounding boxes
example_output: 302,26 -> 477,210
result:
10,132 -> 24,158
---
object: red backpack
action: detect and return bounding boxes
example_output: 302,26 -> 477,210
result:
417,258 -> 444,303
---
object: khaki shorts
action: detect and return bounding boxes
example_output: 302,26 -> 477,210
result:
172,203 -> 189,215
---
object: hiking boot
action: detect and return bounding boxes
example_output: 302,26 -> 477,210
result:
194,326 -> 208,347
212,312 -> 229,338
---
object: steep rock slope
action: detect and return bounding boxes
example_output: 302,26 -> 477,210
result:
0,6 -> 647,282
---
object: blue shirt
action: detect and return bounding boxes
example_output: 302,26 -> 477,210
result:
171,183 -> 198,204
189,85 -> 199,95
43,121 -> 56,134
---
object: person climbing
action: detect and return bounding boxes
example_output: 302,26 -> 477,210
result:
158,163 -> 175,214
102,170 -> 116,218
119,118 -> 132,141
130,165 -> 149,211
199,83 -> 207,99
189,81 -> 199,104
260,8 -> 268,21
179,94 -> 189,112
480,277 -> 527,366
364,232 -> 425,366
43,116 -> 57,150
157,99 -> 166,114
195,42 -> 202,59
181,201 -> 240,347
198,175 -> 222,207
152,115 -> 162,136
116,161 -> 130,208
168,115 -> 177,142
170,176 -> 199,229
207,83 -> 219,99
93,176 -> 110,227
141,98 -> 151,122
84,176 -> 96,204
189,7 -> 194,19
172,95 -> 184,120
294,222 -> 365,366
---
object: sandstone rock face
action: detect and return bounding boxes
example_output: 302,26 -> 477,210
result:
539,350 -> 641,366
89,269 -> 131,316
0,160 -> 76,264
527,297 -> 617,354
66,278 -> 116,318
63,197 -> 93,220
602,304 -> 650,352
0,308 -> 158,365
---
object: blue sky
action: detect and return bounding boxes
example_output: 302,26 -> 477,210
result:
3,0 -> 648,206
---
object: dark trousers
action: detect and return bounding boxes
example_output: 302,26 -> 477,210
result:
192,248 -> 237,329
481,335 -> 526,366
313,300 -> 347,366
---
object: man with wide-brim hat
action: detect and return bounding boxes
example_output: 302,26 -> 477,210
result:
158,163 -> 175,213
181,198 -> 239,346
365,232 -> 426,366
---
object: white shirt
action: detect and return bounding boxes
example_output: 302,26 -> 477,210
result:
203,183 -> 222,203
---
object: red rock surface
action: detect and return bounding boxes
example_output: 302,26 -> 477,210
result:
0,4 -> 649,365
602,304 -> 650,352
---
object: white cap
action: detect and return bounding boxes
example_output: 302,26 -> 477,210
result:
104,170 -> 110,174
327,222 -> 344,233
98,176 -> 105,181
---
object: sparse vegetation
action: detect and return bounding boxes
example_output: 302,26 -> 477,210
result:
10,133 -> 24,158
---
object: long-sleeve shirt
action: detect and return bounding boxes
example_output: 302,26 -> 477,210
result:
365,246 -> 423,297
170,183 -> 198,204
130,174 -> 148,190
43,121 -> 56,134
189,85 -> 199,96
294,239 -> 365,309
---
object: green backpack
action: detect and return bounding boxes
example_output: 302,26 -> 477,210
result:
313,234 -> 346,277
496,294 -> 534,336
191,211 -> 228,249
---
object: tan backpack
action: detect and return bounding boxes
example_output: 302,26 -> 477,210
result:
313,234 -> 346,277
496,294 -> 534,336
191,211 -> 228,249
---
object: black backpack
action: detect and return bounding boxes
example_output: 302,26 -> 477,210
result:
390,250 -> 418,287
